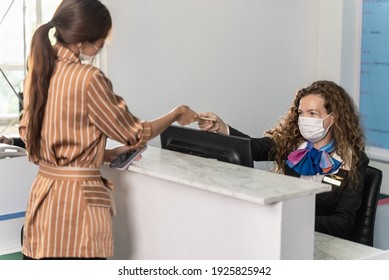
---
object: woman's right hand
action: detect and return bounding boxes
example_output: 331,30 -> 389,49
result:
197,112 -> 229,135
175,105 -> 198,126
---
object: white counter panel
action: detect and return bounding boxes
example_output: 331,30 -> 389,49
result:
0,156 -> 38,254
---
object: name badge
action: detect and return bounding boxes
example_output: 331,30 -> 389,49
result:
323,176 -> 342,186
322,169 -> 348,188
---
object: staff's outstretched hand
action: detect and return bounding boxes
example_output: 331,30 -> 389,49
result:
197,112 -> 229,135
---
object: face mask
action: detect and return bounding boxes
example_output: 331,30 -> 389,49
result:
298,113 -> 333,143
79,43 -> 99,64
79,53 -> 94,64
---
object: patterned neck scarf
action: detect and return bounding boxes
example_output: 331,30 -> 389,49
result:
286,139 -> 341,175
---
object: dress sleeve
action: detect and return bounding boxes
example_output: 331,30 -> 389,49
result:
86,70 -> 152,146
315,152 -> 369,238
229,126 -> 274,161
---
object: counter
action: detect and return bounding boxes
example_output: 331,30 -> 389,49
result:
0,155 -> 37,255
101,146 -> 331,259
1,146 -> 386,259
314,232 -> 384,259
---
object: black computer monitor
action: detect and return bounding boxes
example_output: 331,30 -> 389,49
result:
160,125 -> 253,168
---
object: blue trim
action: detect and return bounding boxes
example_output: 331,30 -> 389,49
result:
0,211 -> 25,221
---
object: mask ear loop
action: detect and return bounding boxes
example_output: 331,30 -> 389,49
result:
321,112 -> 332,126
324,112 -> 334,135
77,42 -> 83,56
323,112 -> 333,120
330,113 -> 334,127
79,42 -> 99,56
91,43 -> 99,52
78,42 -> 99,64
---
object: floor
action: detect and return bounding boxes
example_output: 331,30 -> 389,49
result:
0,252 -> 22,260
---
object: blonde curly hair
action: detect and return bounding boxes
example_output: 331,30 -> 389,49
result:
265,80 -> 365,184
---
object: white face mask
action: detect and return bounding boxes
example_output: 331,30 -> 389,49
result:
298,113 -> 333,143
79,53 -> 95,64
79,43 -> 99,64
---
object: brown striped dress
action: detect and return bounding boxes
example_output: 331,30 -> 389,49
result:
19,45 -> 152,259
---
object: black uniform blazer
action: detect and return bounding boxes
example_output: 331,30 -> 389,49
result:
229,126 -> 369,239
13,137 -> 26,149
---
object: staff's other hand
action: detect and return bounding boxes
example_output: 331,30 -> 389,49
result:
197,112 -> 228,135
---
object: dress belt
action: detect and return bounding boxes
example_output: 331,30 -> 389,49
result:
38,163 -> 102,181
38,163 -> 116,215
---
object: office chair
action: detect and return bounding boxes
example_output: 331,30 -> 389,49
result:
349,166 -> 383,247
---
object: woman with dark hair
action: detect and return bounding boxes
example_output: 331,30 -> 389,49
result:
198,80 -> 368,239
19,0 -> 197,259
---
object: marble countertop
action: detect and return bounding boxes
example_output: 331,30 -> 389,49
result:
125,146 -> 331,205
314,232 -> 383,260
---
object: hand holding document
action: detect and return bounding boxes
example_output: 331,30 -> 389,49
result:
0,135 -> 12,145
196,112 -> 229,135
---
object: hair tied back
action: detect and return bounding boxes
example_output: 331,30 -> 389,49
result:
47,21 -> 54,28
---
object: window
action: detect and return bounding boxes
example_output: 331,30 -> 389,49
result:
0,0 -> 61,135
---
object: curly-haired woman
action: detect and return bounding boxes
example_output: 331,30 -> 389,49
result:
198,80 -> 368,239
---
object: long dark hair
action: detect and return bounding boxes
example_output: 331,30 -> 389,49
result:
25,0 -> 112,160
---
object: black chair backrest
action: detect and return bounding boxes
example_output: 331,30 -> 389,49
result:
349,166 -> 383,246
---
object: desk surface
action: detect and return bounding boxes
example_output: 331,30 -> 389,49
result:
124,146 -> 331,205
314,232 -> 383,260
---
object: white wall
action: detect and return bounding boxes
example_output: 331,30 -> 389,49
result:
104,0 -> 322,139
102,0 -> 388,194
